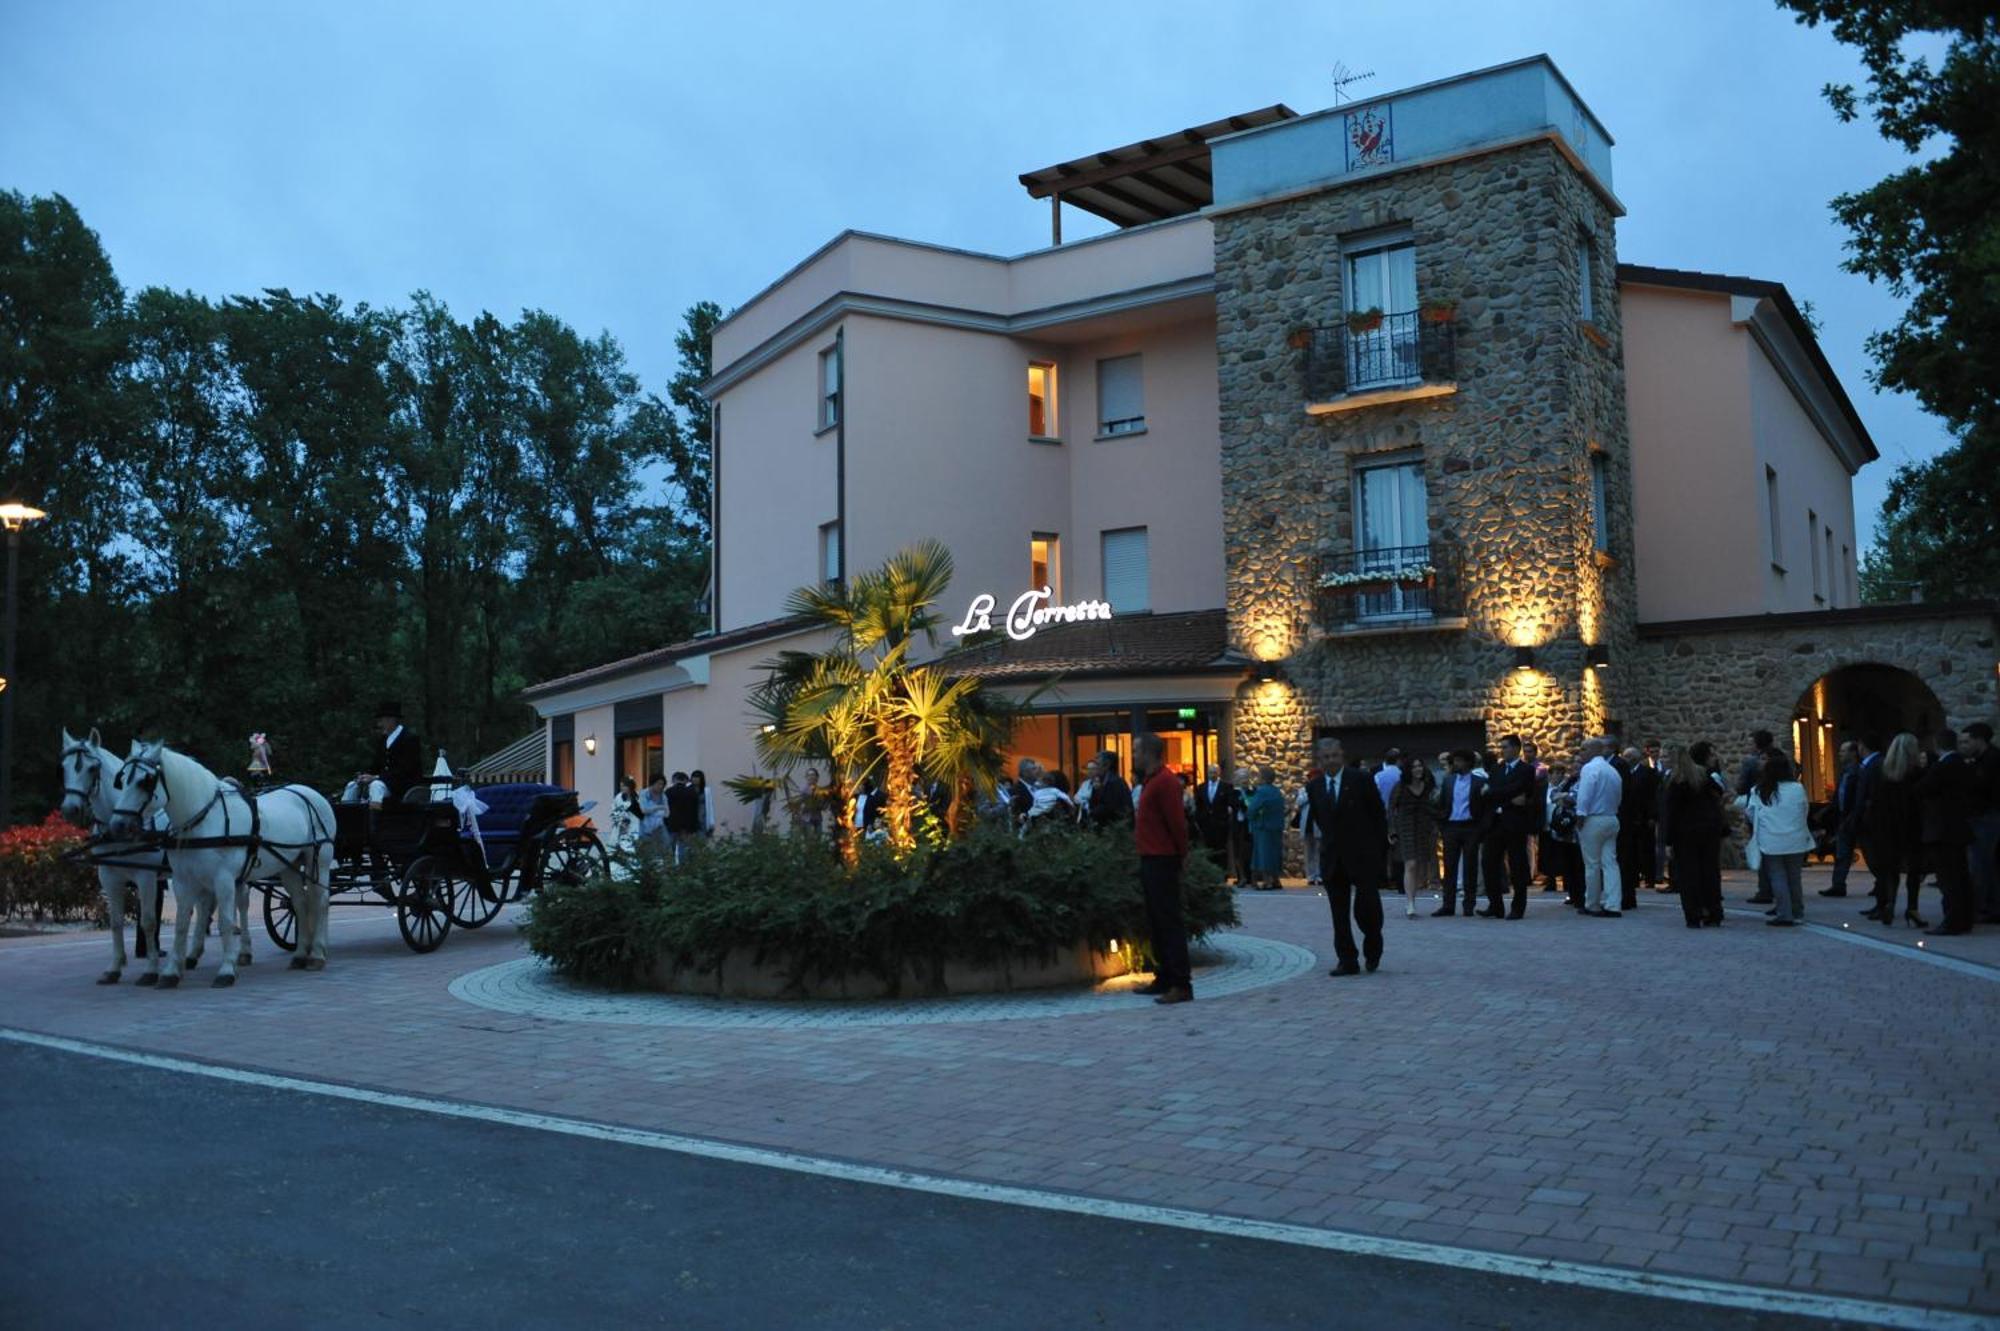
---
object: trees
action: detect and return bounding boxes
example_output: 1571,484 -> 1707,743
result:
0,190 -> 718,815
746,541 -> 1015,860
1779,2 -> 2000,600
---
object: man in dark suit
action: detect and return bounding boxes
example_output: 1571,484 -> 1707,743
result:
1919,730 -> 1980,936
1307,737 -> 1388,975
1192,765 -> 1239,880
664,771 -> 701,864
1615,745 -> 1659,910
1432,749 -> 1487,916
1480,734 -> 1535,918
364,701 -> 422,806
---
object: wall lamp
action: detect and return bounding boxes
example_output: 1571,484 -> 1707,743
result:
1512,645 -> 1536,671
582,734 -> 597,756
1254,660 -> 1286,683
1585,643 -> 1610,670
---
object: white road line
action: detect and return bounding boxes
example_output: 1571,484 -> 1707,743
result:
1723,908 -> 1999,983
0,906 -> 527,955
0,1026 -> 1983,1331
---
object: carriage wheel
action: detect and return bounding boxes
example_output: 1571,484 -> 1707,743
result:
396,857 -> 454,954
539,831 -> 610,894
262,884 -> 298,953
446,869 -> 503,930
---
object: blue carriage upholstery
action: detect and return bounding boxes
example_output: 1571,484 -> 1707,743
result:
471,782 -> 572,846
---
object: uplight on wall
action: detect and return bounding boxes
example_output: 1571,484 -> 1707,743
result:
582,734 -> 597,756
1585,644 -> 1610,670
1512,645 -> 1537,671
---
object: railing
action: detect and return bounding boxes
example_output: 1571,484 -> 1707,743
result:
1303,310 -> 1457,401
1314,542 -> 1463,628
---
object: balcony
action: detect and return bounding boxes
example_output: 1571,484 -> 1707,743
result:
1314,542 -> 1465,632
1301,311 -> 1458,414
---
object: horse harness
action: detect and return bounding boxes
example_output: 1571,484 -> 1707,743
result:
113,753 -> 333,891
59,739 -> 167,876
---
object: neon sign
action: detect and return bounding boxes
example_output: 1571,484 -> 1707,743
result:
950,587 -> 1114,642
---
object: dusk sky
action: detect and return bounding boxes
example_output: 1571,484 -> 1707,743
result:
1,0 -> 1951,548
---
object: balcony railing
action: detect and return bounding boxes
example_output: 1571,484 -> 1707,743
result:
1303,311 -> 1457,402
1314,542 -> 1464,629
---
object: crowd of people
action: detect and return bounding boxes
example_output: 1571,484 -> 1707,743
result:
1097,722 -> 2000,1004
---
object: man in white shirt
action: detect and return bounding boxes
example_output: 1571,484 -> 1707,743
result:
1573,738 -> 1624,918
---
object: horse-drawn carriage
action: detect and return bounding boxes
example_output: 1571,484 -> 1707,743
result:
259,782 -> 608,955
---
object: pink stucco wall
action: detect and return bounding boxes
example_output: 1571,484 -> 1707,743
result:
1623,282 -> 1861,623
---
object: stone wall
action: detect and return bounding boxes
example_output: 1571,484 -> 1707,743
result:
1632,606 -> 2000,745
1216,137 -> 1636,783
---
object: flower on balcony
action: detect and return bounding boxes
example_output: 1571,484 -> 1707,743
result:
1317,563 -> 1437,590
1344,307 -> 1385,335
1286,327 -> 1314,350
1419,297 -> 1459,325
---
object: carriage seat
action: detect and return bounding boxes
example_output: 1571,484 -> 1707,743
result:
470,782 -> 571,845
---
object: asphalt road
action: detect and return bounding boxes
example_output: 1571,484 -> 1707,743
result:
0,1041 -> 1861,1330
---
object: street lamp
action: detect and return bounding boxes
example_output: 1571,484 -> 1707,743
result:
0,502 -> 48,829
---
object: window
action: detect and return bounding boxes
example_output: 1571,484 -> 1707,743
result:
1842,545 -> 1852,604
1101,526 -> 1149,612
818,343 -> 841,430
551,741 -> 575,791
1825,526 -> 1838,607
1577,230 -> 1595,323
1096,355 -> 1145,436
1343,240 -> 1418,387
1028,362 -> 1057,438
1808,509 -> 1822,599
1589,452 -> 1610,552
1030,532 -> 1061,600
818,520 -> 841,587
617,734 -> 664,788
1355,458 -> 1431,620
1765,466 -> 1783,568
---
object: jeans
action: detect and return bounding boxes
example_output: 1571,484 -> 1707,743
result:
1765,851 -> 1806,921
1580,815 -> 1621,912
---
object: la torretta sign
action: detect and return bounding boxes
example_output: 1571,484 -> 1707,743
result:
950,587 -> 1114,642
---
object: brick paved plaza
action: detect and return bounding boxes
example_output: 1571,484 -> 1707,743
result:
4,865 -> 1995,1320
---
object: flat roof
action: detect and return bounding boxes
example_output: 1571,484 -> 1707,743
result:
1019,105 -> 1296,228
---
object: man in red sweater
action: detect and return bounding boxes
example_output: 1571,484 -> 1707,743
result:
1133,731 -> 1194,1005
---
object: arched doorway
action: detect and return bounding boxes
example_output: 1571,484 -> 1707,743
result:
1791,663 -> 1946,801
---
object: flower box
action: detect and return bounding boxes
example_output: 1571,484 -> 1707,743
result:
1419,299 -> 1458,325
1344,308 -> 1384,335
1318,563 -> 1437,592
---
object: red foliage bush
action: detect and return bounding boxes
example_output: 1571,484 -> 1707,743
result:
0,812 -> 102,923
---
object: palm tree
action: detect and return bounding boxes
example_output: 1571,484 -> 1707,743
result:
744,540 -> 1012,859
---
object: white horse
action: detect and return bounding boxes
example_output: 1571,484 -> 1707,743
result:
58,727 -> 187,985
106,741 -> 335,987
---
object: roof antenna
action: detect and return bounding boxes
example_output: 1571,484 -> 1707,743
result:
1331,62 -> 1376,105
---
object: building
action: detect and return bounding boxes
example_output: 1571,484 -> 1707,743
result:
524,55 -> 1997,828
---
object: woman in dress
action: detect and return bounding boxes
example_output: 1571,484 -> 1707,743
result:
1864,732 -> 1926,926
610,776 -> 642,852
1245,766 -> 1288,890
1390,753 -> 1441,918
1662,741 -> 1726,927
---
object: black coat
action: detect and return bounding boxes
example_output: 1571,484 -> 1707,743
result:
1087,773 -> 1133,828
1305,768 -> 1388,886
1866,771 -> 1921,864
1661,776 -> 1725,846
1620,762 -> 1662,826
664,782 -> 700,834
1433,769 -> 1489,825
373,727 -> 423,805
1483,759 -> 1537,836
1192,779 -> 1238,850
1918,752 -> 1978,846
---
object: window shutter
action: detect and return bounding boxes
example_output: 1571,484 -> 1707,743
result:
1097,355 -> 1144,432
1101,527 -> 1150,613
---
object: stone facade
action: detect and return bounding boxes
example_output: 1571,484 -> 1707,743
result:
1632,605 -> 2000,746
1217,138 -> 1636,781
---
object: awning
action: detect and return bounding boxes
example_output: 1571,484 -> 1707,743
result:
1019,105 -> 1297,228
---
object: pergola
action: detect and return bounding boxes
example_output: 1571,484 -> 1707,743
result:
1018,104 -> 1297,244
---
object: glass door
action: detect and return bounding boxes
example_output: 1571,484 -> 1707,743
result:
1345,244 -> 1418,388
1356,460 -> 1430,620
